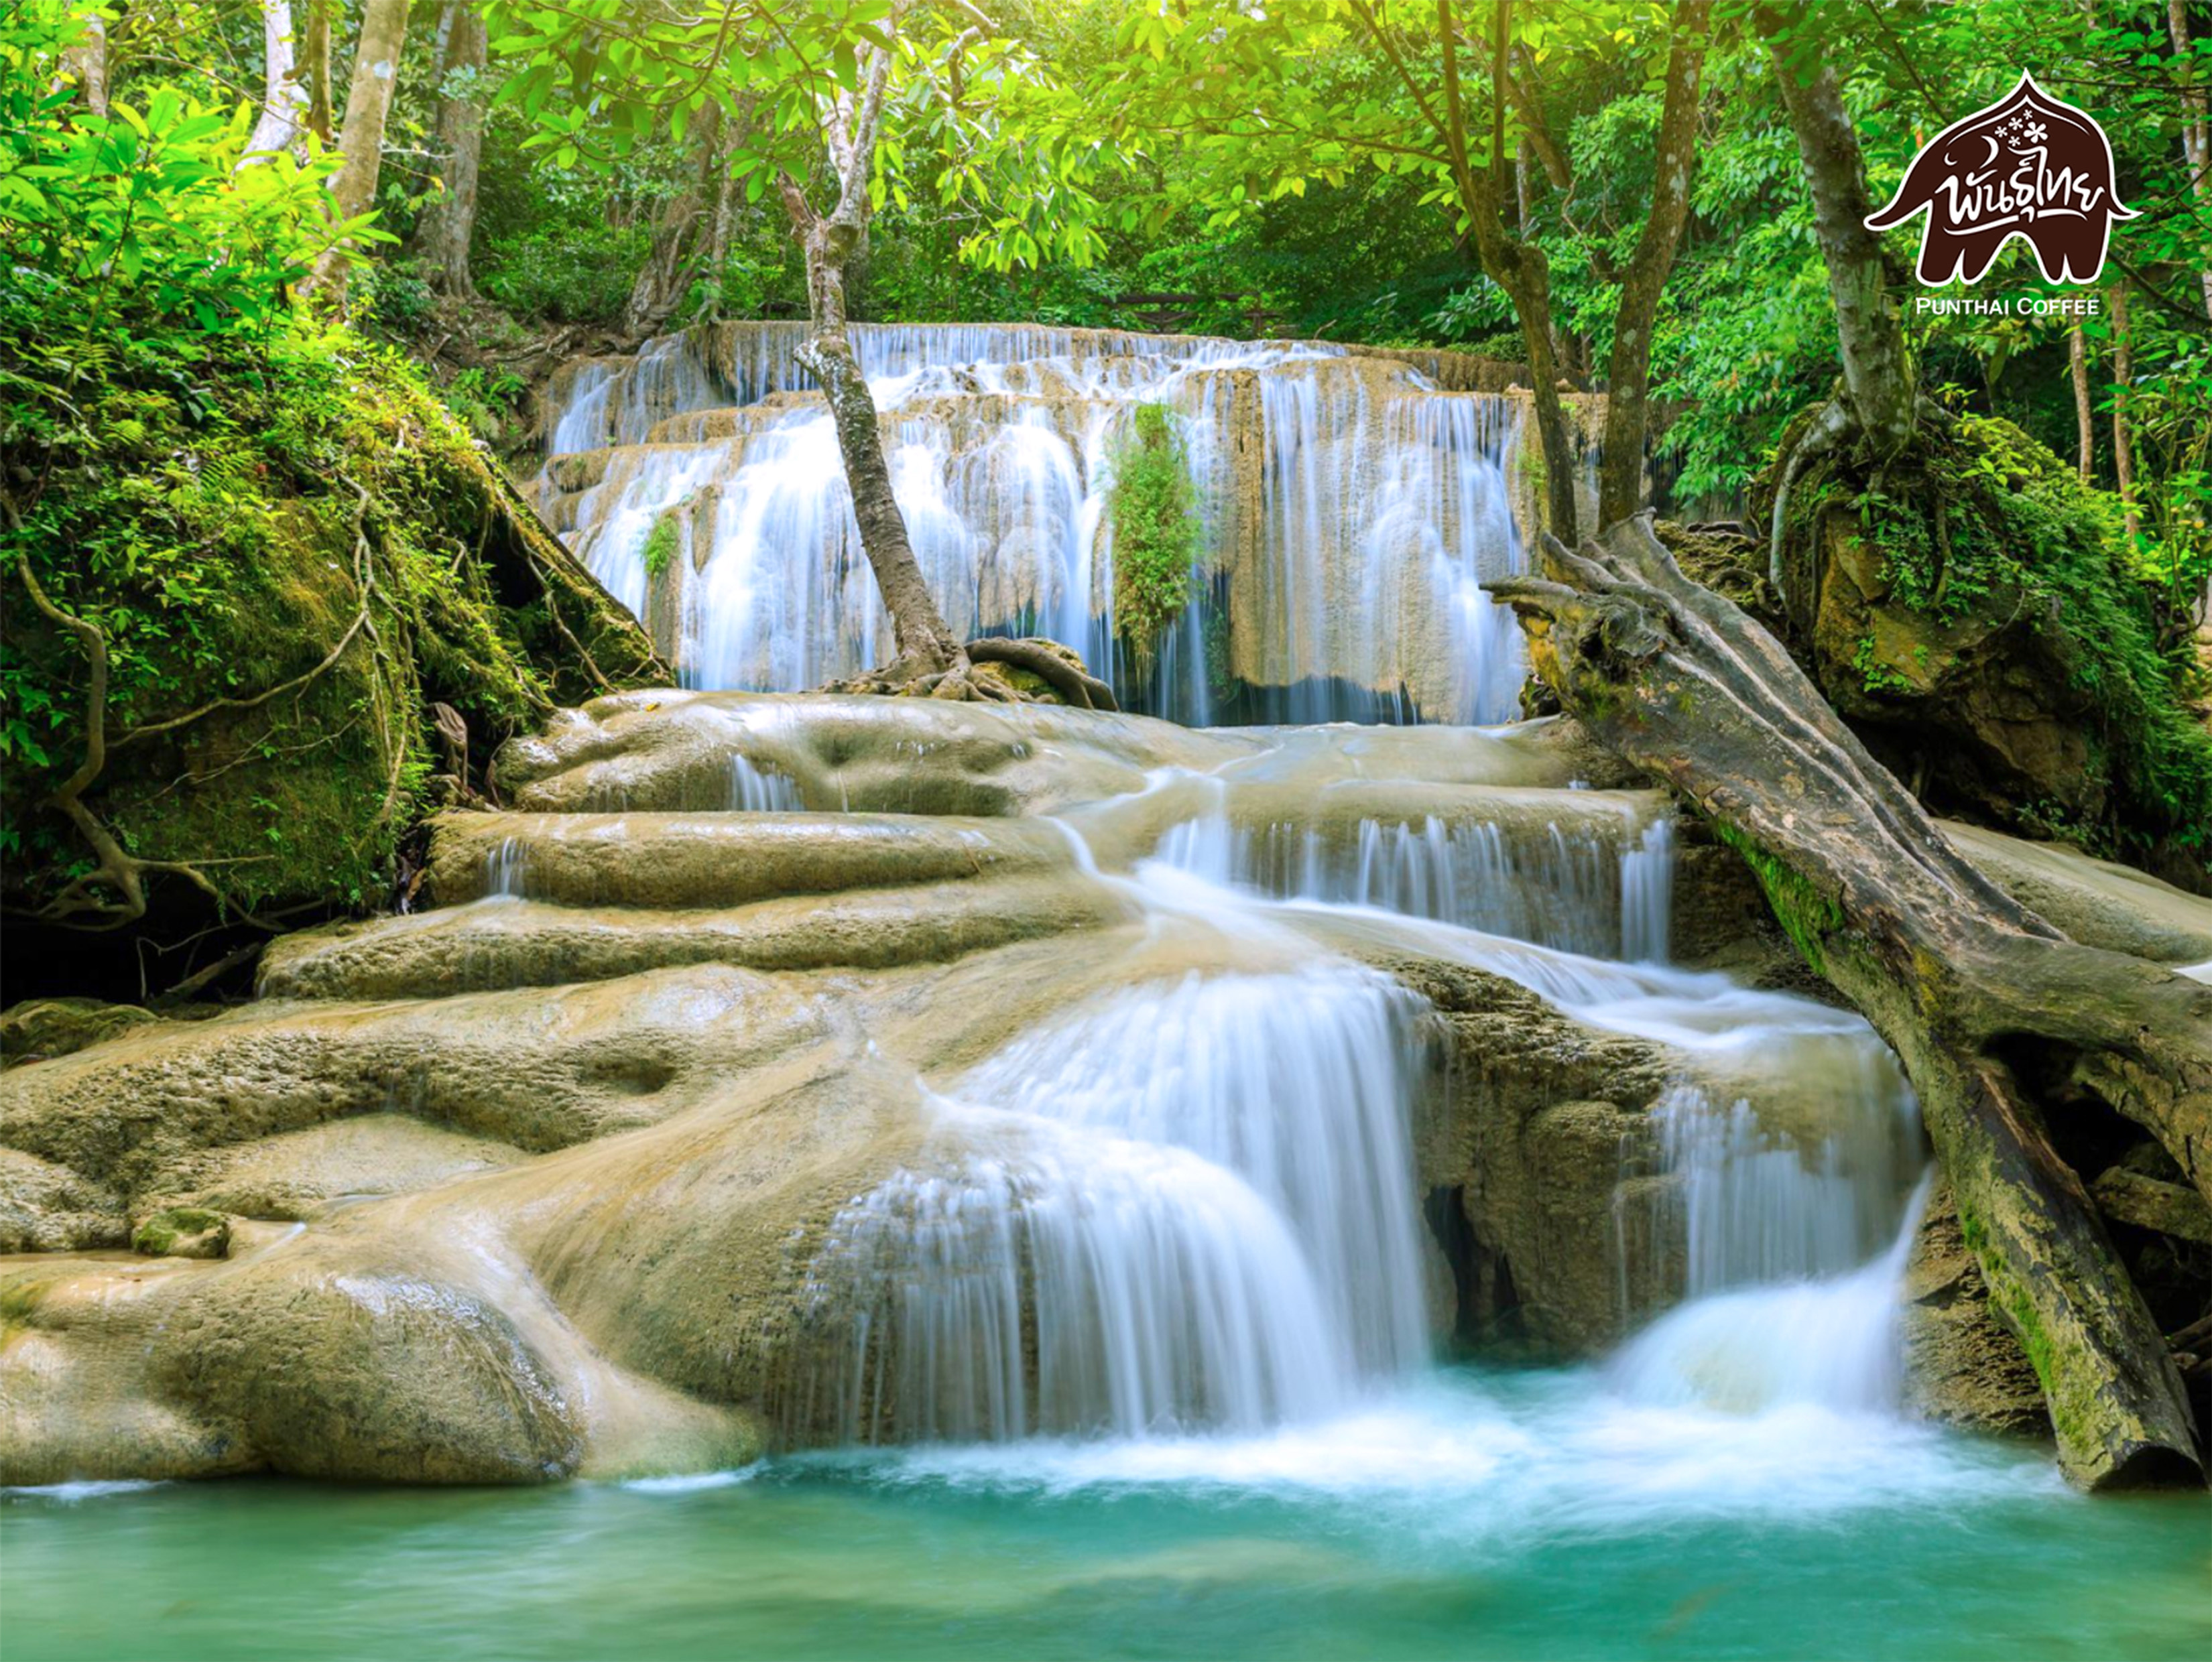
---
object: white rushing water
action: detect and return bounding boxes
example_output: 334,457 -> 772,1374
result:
788,759 -> 1932,1457
536,324 -> 1544,723
1150,803 -> 1676,962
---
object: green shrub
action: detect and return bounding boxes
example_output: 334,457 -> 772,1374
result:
1108,405 -> 1201,668
478,224 -> 652,326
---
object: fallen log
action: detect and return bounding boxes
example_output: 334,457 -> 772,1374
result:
1489,513 -> 2208,1490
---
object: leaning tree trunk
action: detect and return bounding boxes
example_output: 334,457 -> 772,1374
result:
1754,8 -> 1914,453
1752,7 -> 1921,608
779,185 -> 965,679
1491,515 -> 2208,1491
306,0 -> 412,303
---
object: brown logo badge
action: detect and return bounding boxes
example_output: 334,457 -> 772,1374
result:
1865,73 -> 2137,285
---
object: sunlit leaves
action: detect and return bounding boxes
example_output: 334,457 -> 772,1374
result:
2,3 -> 353,341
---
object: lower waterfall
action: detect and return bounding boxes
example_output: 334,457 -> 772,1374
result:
784,771 -> 1937,1458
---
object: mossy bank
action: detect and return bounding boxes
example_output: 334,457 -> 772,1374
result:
1,324 -> 662,1001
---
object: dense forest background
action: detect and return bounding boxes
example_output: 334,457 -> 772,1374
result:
3,0 -> 2209,991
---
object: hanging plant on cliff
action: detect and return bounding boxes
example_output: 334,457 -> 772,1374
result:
1108,403 -> 1199,673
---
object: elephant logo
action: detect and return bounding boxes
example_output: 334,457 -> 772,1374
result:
1865,73 -> 2137,285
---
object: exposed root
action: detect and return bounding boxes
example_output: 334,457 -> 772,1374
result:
9,554 -> 252,929
963,638 -> 1121,712
820,638 -> 1120,711
1766,395 -> 1852,606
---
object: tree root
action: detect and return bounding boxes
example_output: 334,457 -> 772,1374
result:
1766,395 -> 1851,608
962,638 -> 1121,711
9,555 -> 263,929
821,639 -> 1121,711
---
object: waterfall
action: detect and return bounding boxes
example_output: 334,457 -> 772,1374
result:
729,755 -> 802,812
784,964 -> 1429,1445
483,836 -> 526,899
1648,1082 -> 1922,1295
534,324 -> 1540,723
1608,1172 -> 1934,1415
1608,1076 -> 1930,1415
1151,806 -> 1674,960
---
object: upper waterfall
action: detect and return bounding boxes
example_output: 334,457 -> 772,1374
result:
532,323 -> 1596,724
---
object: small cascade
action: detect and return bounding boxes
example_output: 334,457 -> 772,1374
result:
1608,1173 -> 1933,1415
1151,807 -> 1674,960
533,323 -> 1587,723
729,755 -> 802,812
1609,1078 -> 1930,1415
788,1129 -> 1351,1444
1649,1082 -> 1921,1295
784,964 -> 1429,1445
482,836 -> 526,899
1619,820 -> 1674,964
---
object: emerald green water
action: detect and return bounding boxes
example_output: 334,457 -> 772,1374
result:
7,1368 -> 2207,1661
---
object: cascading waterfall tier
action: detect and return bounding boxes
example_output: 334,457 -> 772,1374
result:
779,964 -> 1432,1445
1151,805 -> 1675,962
532,322 -> 1596,723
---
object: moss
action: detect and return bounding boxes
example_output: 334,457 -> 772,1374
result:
1713,821 -> 1845,974
131,1206 -> 230,1259
1109,404 -> 1200,672
1954,1186 -> 2107,1465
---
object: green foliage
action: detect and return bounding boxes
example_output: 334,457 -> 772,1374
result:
1107,405 -> 1199,667
640,511 -> 681,582
479,222 -> 654,326
0,3 -> 371,346
0,8 -> 657,928
439,367 -> 530,444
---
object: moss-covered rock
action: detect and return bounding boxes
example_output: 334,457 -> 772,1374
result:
1756,413 -> 2212,887
131,1205 -> 231,1260
2,336 -> 664,998
0,997 -> 161,1064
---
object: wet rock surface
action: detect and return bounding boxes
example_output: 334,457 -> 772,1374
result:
3,696 -> 2128,1484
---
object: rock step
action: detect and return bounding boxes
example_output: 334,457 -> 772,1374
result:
259,877 -> 1124,1001
1937,821 -> 2212,964
429,810 -> 1076,909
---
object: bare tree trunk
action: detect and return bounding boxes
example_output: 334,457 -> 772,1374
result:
243,0 -> 312,164
1596,0 -> 1712,528
698,111 -> 749,323
1754,7 -> 1915,455
2069,324 -> 2095,483
1436,0 -> 1582,542
306,0 -> 412,304
1491,516 -> 2208,1491
59,10 -> 107,117
621,109 -> 723,338
416,0 -> 486,296
2111,283 -> 2142,541
777,45 -> 964,679
2171,0 -> 2212,321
